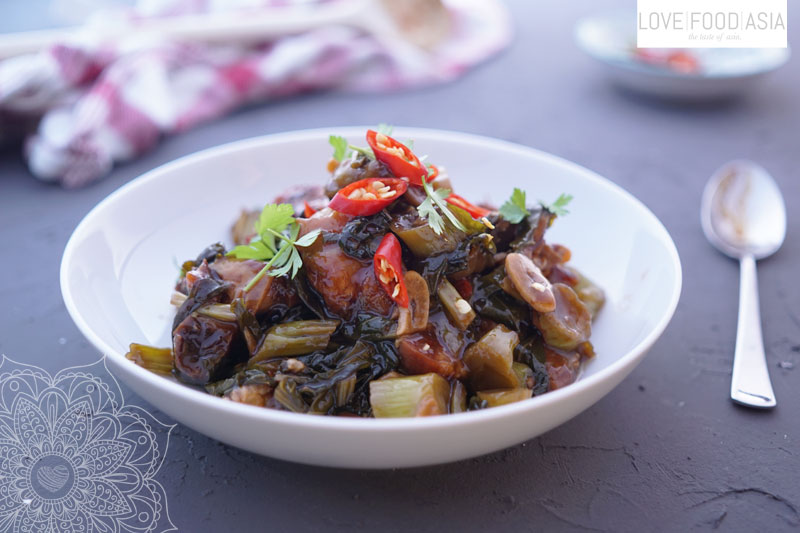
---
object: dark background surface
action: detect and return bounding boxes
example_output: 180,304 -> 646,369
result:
1,1 -> 799,531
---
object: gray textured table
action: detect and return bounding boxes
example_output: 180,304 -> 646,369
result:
1,1 -> 799,531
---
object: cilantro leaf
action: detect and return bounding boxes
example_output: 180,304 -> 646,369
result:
417,178 -> 467,235
541,193 -> 573,217
330,124 -> 392,162
228,202 -> 321,287
329,135 -> 349,162
267,225 -> 319,280
227,240 -> 273,260
256,203 -> 294,233
271,247 -> 304,279
228,203 -> 294,261
256,203 -> 295,253
499,188 -> 529,224
294,229 -> 322,248
417,195 -> 445,235
348,144 -> 375,159
267,247 -> 295,279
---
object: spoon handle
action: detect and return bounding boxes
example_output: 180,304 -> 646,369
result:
731,254 -> 776,408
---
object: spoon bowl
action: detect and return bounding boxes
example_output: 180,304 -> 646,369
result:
702,160 -> 787,260
701,160 -> 786,409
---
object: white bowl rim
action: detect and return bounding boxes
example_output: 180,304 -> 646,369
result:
61,126 -> 682,434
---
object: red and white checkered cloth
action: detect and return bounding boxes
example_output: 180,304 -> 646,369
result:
0,0 -> 510,188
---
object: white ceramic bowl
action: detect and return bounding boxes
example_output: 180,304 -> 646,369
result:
575,12 -> 790,101
61,127 -> 682,468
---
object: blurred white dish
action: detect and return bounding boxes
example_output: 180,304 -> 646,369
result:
61,127 -> 682,468
575,12 -> 790,101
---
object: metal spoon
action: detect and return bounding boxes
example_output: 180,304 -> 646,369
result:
701,160 -> 786,409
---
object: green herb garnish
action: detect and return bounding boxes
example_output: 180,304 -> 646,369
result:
541,193 -> 573,216
329,124 -> 394,162
228,203 -> 321,289
348,144 -> 375,159
329,135 -> 374,161
329,135 -> 349,162
499,188 -> 529,223
500,189 -> 574,222
417,176 -> 466,235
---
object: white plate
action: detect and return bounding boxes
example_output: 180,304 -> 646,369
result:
575,12 -> 790,101
61,127 -> 682,468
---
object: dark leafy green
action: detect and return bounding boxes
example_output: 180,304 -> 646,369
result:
180,242 -> 226,275
339,312 -> 397,342
292,273 -> 330,320
471,266 -> 532,332
338,211 -> 392,260
268,340 -> 399,415
417,253 -> 449,294
515,335 -> 550,396
509,207 -> 551,251
205,367 -> 276,397
233,299 -> 261,340
413,233 -> 496,294
443,233 -> 496,279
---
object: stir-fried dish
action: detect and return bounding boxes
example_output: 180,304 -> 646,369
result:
127,126 -> 605,417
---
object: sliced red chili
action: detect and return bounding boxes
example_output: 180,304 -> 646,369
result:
446,194 -> 491,219
633,48 -> 700,74
666,51 -> 700,74
303,201 -> 317,218
452,278 -> 473,300
374,233 -> 409,307
426,164 -> 439,180
328,178 -> 408,216
366,130 -> 427,186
